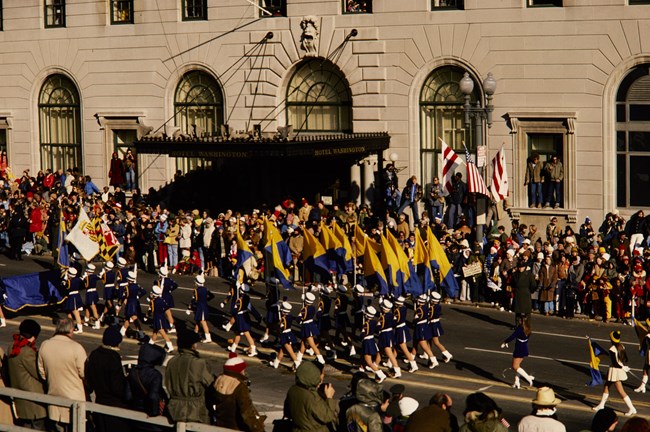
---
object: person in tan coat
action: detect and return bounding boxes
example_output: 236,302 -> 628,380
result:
538,255 -> 558,316
38,318 -> 87,430
8,319 -> 47,429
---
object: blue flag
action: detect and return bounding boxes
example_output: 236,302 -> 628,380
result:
57,211 -> 69,269
587,337 -> 606,386
1,270 -> 65,312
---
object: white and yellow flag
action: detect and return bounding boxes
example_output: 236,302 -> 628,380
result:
66,208 -> 99,261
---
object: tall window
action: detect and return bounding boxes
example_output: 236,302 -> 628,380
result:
287,60 -> 352,133
260,0 -> 286,17
39,74 -> 82,172
343,0 -> 372,13
182,0 -> 207,21
174,70 -> 223,172
630,0 -> 650,4
420,66 -> 479,186
616,65 -> 650,208
431,0 -> 463,10
0,1 -> 4,31
45,0 -> 66,28
111,0 -> 134,24
527,0 -> 562,6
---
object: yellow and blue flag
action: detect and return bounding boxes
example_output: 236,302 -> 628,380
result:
264,219 -> 292,267
386,230 -> 421,296
235,226 -> 255,277
414,230 -> 435,294
332,221 -> 354,274
270,237 -> 293,290
426,226 -> 459,298
363,237 -> 388,295
354,224 -> 379,257
320,222 -> 341,273
302,228 -> 330,278
57,211 -> 69,269
587,337 -> 606,386
379,233 -> 400,295
634,316 -> 648,356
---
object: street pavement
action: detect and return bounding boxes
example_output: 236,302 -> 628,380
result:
0,254 -> 648,431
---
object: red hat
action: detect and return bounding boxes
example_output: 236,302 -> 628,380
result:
26,192 -> 34,199
224,353 -> 246,374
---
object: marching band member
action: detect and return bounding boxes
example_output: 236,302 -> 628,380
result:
121,270 -> 146,339
63,267 -> 84,334
191,274 -> 214,343
227,284 -> 260,357
378,299 -> 401,378
394,296 -> 417,373
271,302 -> 300,370
83,263 -> 101,329
149,284 -> 174,353
501,316 -> 534,389
429,292 -> 453,364
360,306 -> 387,383
412,294 -> 437,369
297,292 -> 325,365
593,330 -> 637,416
157,266 -> 178,334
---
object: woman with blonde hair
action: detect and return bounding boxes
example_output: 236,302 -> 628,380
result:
592,330 -> 636,416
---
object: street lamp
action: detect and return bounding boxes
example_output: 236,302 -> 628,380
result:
459,71 -> 497,243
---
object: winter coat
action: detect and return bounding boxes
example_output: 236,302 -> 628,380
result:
37,334 -> 87,423
0,349 -> 14,425
165,224 -> 180,245
7,339 -> 47,420
284,362 -> 338,432
345,379 -> 384,432
524,160 -> 543,184
405,403 -> 451,432
85,346 -> 128,408
210,370 -> 265,432
538,264 -> 558,302
164,348 -> 214,424
518,414 -> 566,432
459,410 -> 508,432
126,343 -> 167,418
512,269 -> 536,314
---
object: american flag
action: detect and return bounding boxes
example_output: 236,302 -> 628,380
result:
463,144 -> 490,196
490,145 -> 509,202
440,138 -> 462,195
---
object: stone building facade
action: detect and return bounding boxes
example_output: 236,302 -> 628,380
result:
1,0 -> 650,223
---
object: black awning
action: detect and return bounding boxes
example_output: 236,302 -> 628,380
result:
134,132 -> 390,159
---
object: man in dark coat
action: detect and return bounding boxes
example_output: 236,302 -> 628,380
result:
85,325 -> 130,432
512,259 -> 536,322
126,342 -> 168,431
405,398 -> 451,432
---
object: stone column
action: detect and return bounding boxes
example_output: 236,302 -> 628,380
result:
363,155 -> 378,208
350,163 -> 361,206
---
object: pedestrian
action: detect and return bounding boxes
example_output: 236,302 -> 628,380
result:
297,291 -> 326,365
283,361 -> 338,432
271,301 -> 300,370
191,274 -> 213,342
7,319 -> 47,429
518,387 -> 565,432
429,292 -> 453,364
148,284 -> 174,352
512,259 -> 536,323
405,393 -> 452,432
82,263 -> 101,329
85,325 -> 131,432
458,392 -> 507,432
125,342 -> 168,430
592,330 -> 637,416
412,294 -> 437,369
164,329 -> 215,424
227,283 -> 260,357
37,318 -> 87,431
210,353 -> 265,431
63,267 -> 84,334
154,214 -> 169,268
501,316 -> 534,389
345,377 -> 385,432
393,296 -> 417,373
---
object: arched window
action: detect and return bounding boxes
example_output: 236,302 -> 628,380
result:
39,74 -> 82,172
420,66 -> 479,187
286,60 -> 352,133
616,65 -> 650,208
174,70 -> 224,171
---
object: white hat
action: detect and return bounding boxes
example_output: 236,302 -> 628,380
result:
280,301 -> 292,313
489,247 -> 498,255
152,285 -> 163,296
117,257 -> 127,267
127,271 -> 137,282
354,284 -> 365,294
305,292 -> 316,304
158,266 -> 169,276
365,306 -> 377,317
86,263 -> 96,273
322,285 -> 333,295
460,239 -> 470,249
399,397 -> 420,417
537,252 -> 545,260
105,261 -> 114,269
522,239 -> 531,245
195,275 -> 205,285
239,284 -> 250,293
337,285 -> 348,294
381,299 -> 393,310
417,294 -> 427,303
431,291 -> 442,302
68,267 -> 78,276
506,249 -> 515,257
602,253 -> 611,261
394,296 -> 405,305
159,214 -> 168,221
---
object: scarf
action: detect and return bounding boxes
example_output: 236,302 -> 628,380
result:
9,334 -> 36,358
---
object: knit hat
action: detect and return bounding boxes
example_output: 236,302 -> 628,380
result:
19,319 -> 41,339
399,397 -> 420,417
224,352 -> 247,374
177,329 -> 202,349
102,326 -> 123,347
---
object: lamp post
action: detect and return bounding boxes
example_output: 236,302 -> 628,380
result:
459,71 -> 497,244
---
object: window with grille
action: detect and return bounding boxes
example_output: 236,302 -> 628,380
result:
183,0 -> 207,21
45,0 -> 66,28
111,0 -> 133,24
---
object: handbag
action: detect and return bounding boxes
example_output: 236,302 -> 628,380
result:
272,418 -> 293,432
133,368 -> 166,416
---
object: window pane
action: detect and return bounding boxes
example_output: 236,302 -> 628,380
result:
617,131 -> 626,152
528,0 -> 562,5
344,0 -> 372,13
261,0 -> 286,17
628,131 -> 650,152
617,155 -> 627,207
617,104 -> 626,122
630,156 -> 650,206
431,0 -> 463,9
629,104 -> 650,121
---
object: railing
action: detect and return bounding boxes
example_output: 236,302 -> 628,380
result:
0,387 -> 235,432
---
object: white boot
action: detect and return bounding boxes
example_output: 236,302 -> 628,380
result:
442,351 -> 453,363
375,369 -> 387,384
271,359 -> 279,369
260,333 -> 269,342
228,343 -> 237,353
408,361 -> 419,373
316,354 -> 325,365
349,346 -> 356,356
635,376 -> 647,393
624,396 -> 637,416
592,393 -> 609,411
148,338 -> 155,345
382,360 -> 392,368
222,322 -> 232,332
92,321 -> 101,330
513,376 -> 521,389
168,325 -> 176,334
429,356 -> 439,369
418,352 -> 429,359
296,352 -> 303,363
165,341 -> 174,353
393,367 -> 402,378
202,334 -> 212,343
74,324 -> 83,334
306,347 -> 315,356
247,346 -> 258,357
294,360 -> 301,370
516,368 -> 535,386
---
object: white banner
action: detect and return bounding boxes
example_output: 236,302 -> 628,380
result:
66,208 -> 99,261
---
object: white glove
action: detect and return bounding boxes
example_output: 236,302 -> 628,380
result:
623,365 -> 630,373
219,302 -> 225,309
500,343 -> 508,349
186,309 -> 191,316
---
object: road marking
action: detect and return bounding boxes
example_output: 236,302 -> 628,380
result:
535,330 -> 639,347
